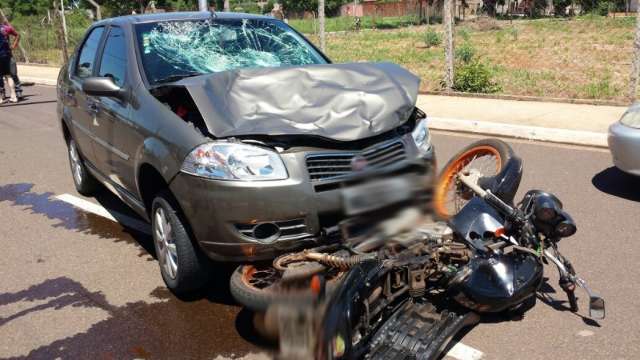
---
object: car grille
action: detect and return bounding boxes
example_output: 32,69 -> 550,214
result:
306,139 -> 407,182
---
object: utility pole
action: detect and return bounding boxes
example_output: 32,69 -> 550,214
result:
443,0 -> 454,91
198,0 -> 208,11
629,3 -> 640,101
319,0 -> 326,52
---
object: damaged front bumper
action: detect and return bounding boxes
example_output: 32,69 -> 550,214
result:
169,135 -> 435,261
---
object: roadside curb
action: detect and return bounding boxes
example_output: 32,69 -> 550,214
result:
421,91 -> 630,107
428,117 -> 609,148
21,76 -> 57,86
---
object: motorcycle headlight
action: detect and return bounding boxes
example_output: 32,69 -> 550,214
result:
411,118 -> 432,156
181,142 -> 288,181
620,110 -> 640,129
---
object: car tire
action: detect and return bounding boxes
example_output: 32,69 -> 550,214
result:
67,138 -> 99,196
151,190 -> 210,294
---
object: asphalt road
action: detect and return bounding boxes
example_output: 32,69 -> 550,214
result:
1,86 -> 639,360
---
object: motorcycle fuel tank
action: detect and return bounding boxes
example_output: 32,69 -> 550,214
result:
449,252 -> 543,313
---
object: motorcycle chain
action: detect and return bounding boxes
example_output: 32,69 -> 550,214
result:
365,301 -> 479,360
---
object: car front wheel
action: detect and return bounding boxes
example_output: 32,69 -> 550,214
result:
152,190 -> 210,294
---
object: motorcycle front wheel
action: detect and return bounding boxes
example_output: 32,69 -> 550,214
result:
434,138 -> 517,218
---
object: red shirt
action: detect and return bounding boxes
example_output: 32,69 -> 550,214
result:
0,24 -> 18,58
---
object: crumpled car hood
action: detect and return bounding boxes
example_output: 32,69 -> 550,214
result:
176,62 -> 420,141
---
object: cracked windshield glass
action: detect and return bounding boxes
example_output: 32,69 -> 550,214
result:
135,18 -> 327,85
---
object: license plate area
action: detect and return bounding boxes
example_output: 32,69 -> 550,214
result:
342,177 -> 413,216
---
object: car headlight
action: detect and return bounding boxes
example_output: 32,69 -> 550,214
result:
620,110 -> 640,129
411,118 -> 432,156
181,142 -> 288,181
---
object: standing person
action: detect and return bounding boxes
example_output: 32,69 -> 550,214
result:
0,20 -> 19,104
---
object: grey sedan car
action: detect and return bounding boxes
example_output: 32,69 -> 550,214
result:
608,103 -> 640,176
57,12 -> 434,294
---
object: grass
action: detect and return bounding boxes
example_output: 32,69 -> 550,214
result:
288,15 -> 427,34
300,16 -> 637,101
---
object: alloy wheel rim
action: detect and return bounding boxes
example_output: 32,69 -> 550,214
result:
69,142 -> 83,185
154,207 -> 178,279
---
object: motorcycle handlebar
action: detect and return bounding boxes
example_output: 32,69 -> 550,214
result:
458,173 -> 516,217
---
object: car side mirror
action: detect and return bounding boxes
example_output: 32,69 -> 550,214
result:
82,77 -> 127,101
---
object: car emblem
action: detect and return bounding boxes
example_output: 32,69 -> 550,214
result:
351,155 -> 368,172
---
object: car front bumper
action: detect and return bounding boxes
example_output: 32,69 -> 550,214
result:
608,122 -> 640,176
169,137 -> 435,261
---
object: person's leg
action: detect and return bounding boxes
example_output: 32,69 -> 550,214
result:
9,57 -> 21,98
4,75 -> 17,102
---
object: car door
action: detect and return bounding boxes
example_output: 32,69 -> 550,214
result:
66,26 -> 105,167
90,26 -> 133,187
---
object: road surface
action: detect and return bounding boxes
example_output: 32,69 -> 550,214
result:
1,86 -> 638,359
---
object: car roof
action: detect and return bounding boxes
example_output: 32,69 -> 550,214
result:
94,11 -> 274,27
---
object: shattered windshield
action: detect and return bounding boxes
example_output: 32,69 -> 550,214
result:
135,18 -> 328,85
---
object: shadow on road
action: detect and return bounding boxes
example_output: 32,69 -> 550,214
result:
0,183 -> 271,358
592,167 -> 640,202
0,277 -> 265,359
0,100 -> 57,107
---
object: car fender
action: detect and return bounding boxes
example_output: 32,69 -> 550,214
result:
134,137 -> 182,189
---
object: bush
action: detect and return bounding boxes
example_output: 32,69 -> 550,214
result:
509,27 -> 519,41
263,0 -> 275,14
596,1 -> 611,15
453,61 -> 501,93
424,28 -> 442,47
455,42 -> 476,64
457,27 -> 471,41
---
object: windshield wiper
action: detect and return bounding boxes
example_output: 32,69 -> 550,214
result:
154,72 -> 203,84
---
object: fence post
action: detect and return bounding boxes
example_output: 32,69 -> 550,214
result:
443,0 -> 455,91
319,0 -> 326,52
630,5 -> 640,101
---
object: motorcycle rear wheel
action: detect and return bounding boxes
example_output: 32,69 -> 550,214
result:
434,139 -> 513,218
230,264 -> 342,312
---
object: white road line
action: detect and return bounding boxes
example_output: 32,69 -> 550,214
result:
55,193 -> 151,235
446,342 -> 484,360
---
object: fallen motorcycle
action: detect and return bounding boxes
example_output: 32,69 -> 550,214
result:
230,139 -> 605,359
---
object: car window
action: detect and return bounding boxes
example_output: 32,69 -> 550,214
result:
135,18 -> 328,85
98,27 -> 127,87
76,27 -> 105,79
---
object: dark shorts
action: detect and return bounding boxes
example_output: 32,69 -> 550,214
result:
0,56 -> 11,76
